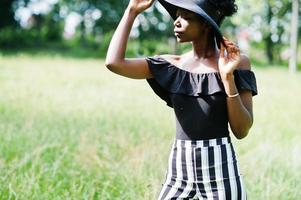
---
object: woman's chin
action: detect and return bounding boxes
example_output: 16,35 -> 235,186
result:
176,38 -> 189,43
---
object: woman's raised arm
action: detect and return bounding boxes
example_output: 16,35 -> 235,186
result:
105,0 -> 155,79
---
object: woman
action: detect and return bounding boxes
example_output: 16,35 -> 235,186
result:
105,0 -> 257,199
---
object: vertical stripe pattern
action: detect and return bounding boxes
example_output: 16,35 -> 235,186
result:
158,137 -> 247,200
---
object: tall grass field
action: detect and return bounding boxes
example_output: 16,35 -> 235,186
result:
0,55 -> 300,199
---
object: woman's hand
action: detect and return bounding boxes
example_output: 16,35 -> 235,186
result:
218,37 -> 241,80
128,0 -> 156,15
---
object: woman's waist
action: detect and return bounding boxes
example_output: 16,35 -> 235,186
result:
168,136 -> 238,182
175,126 -> 230,141
174,135 -> 231,148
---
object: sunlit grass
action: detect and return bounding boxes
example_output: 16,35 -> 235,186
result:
0,55 -> 300,199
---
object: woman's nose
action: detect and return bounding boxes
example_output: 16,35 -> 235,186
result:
173,16 -> 181,27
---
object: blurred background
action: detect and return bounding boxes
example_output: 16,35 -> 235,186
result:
0,0 -> 300,69
0,0 -> 300,199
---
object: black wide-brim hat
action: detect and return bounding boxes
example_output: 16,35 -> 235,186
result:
158,0 -> 225,47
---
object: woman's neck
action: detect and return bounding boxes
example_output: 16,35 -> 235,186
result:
190,34 -> 217,60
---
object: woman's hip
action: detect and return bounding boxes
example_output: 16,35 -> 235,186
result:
158,137 -> 247,199
166,137 -> 241,182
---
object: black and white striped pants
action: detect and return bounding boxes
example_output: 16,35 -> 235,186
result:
158,137 -> 247,200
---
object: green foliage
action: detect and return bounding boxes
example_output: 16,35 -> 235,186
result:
126,38 -> 173,57
0,28 -> 35,48
97,31 -> 115,57
0,0 -> 299,67
0,28 -> 59,48
235,0 -> 297,63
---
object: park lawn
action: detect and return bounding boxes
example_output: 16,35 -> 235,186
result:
0,55 -> 300,199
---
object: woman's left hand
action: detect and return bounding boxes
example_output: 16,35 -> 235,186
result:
218,37 -> 241,80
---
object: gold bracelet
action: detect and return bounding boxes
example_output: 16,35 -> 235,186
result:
227,93 -> 239,98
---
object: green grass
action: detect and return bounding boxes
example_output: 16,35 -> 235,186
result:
0,55 -> 300,199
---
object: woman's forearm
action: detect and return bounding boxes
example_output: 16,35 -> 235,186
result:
105,7 -> 138,66
222,74 -> 253,139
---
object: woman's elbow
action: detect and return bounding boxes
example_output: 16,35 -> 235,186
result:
104,58 -> 114,70
104,59 -> 121,73
233,124 -> 253,139
233,130 -> 249,140
105,62 -> 114,71
105,54 -> 121,69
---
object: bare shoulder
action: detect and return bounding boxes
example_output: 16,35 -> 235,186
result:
237,54 -> 251,70
159,54 -> 181,62
159,53 -> 193,67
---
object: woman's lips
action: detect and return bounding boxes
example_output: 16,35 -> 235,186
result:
174,31 -> 183,36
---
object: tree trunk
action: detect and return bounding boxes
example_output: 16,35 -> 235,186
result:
0,0 -> 16,29
265,33 -> 274,64
265,1 -> 274,64
289,0 -> 299,73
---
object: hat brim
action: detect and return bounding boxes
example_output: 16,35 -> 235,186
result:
158,0 -> 225,48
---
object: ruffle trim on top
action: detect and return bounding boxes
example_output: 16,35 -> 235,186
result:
146,55 -> 258,107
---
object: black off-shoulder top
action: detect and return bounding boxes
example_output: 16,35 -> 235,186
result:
145,55 -> 258,140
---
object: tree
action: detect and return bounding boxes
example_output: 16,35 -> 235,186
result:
234,0 -> 294,64
0,0 -> 17,29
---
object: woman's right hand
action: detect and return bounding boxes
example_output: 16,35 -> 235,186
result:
128,0 -> 156,15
